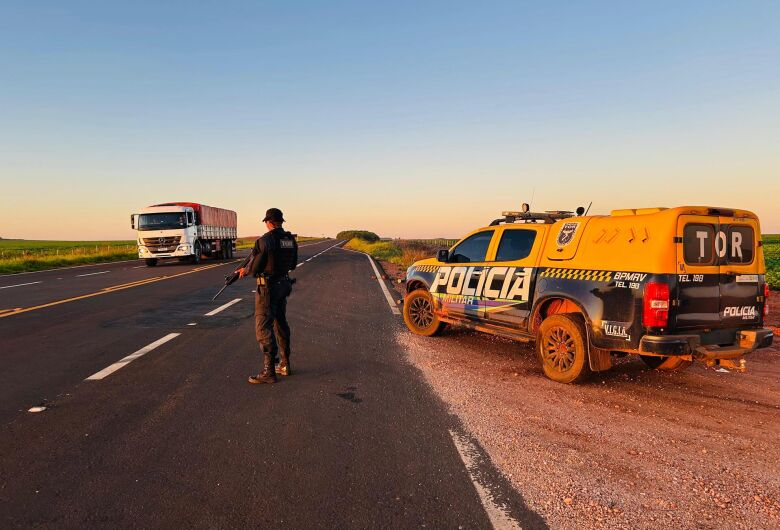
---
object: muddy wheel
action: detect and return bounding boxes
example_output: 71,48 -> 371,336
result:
537,314 -> 591,384
403,289 -> 445,337
639,355 -> 692,372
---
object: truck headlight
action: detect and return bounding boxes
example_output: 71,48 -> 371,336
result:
177,244 -> 190,251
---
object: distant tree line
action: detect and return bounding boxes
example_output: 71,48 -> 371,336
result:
336,230 -> 379,242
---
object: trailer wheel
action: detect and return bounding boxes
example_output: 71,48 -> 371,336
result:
145,258 -> 158,267
639,355 -> 692,372
403,289 -> 445,336
537,314 -> 591,383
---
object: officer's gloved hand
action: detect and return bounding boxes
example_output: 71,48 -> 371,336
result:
236,267 -> 247,278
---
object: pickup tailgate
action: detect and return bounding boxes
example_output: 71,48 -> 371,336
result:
675,212 -> 763,330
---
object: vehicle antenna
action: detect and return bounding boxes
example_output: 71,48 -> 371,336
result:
584,201 -> 593,216
529,187 -> 536,209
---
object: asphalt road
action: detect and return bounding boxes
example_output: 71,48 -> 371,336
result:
0,239 -> 542,529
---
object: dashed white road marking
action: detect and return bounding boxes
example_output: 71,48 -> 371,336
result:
187,322 -> 197,326
86,333 -> 180,381
339,247 -> 401,315
76,271 -> 109,277
132,265 -> 146,269
205,298 -> 242,316
449,429 -> 522,530
0,281 -> 42,290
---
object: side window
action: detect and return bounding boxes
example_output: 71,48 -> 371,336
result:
495,229 -> 537,262
727,226 -> 754,264
450,231 -> 493,263
683,224 -> 715,265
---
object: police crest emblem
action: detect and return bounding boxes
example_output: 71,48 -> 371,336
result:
556,222 -> 579,247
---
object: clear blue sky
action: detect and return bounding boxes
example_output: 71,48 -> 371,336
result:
1,1 -> 778,238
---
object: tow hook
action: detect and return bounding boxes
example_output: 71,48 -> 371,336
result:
706,358 -> 747,373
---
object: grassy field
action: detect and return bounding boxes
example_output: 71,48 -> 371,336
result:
0,240 -> 137,274
764,234 -> 779,289
344,238 -> 444,269
235,236 -> 325,250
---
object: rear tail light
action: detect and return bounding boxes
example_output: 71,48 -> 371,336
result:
765,283 -> 771,317
643,282 -> 670,328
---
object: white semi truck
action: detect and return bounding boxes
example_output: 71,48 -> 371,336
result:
131,202 -> 237,267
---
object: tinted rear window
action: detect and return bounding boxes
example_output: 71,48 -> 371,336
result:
683,224 -> 715,265
683,223 -> 755,265
495,229 -> 536,261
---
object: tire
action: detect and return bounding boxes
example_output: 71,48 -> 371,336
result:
191,242 -> 202,265
537,314 -> 591,383
639,355 -> 692,372
145,258 -> 158,267
403,289 -> 446,337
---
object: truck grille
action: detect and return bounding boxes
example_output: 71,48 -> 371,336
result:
143,236 -> 181,252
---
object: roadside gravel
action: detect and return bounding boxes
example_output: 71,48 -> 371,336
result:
396,292 -> 780,529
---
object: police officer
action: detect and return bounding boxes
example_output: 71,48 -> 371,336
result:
237,208 -> 298,384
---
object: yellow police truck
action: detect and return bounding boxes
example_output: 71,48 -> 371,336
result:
402,205 -> 773,383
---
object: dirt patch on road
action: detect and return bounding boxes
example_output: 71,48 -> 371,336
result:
396,296 -> 780,529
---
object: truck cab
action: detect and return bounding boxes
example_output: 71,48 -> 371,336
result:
403,205 -> 773,384
131,202 -> 237,266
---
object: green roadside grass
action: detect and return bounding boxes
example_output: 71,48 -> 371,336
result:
344,238 -> 403,263
764,234 -> 779,289
343,238 -> 438,269
0,239 -> 138,274
0,251 -> 139,274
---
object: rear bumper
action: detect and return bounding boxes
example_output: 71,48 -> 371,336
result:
640,329 -> 774,359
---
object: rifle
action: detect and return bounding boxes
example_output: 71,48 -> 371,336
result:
213,253 -> 253,301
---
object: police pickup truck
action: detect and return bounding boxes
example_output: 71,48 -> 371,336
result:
402,205 -> 773,383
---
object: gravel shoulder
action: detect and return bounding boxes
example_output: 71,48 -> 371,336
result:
391,267 -> 780,529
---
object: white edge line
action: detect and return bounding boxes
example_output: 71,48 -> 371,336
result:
75,271 -> 110,277
339,247 -> 401,315
0,281 -> 43,289
205,297 -> 242,316
448,429 -> 522,530
86,333 -> 180,381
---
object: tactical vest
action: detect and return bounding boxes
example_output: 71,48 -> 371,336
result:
263,230 -> 297,276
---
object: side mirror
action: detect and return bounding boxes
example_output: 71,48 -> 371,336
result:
437,249 -> 449,263
130,214 -> 136,230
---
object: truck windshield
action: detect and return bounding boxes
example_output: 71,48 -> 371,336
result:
138,213 -> 186,230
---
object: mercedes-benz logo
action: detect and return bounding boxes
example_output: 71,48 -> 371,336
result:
159,237 -> 165,244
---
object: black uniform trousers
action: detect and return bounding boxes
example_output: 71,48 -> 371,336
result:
254,278 -> 292,362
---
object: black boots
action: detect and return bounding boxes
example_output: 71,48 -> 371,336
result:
275,353 -> 291,376
248,355 -> 277,384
